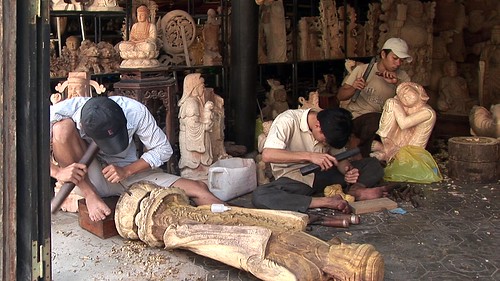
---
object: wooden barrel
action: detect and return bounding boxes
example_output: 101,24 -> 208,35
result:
448,137 -> 499,183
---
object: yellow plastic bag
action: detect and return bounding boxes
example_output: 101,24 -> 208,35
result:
383,145 -> 443,184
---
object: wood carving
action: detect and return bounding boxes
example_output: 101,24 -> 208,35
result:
118,4 -> 160,68
159,10 -> 196,66
202,8 -> 222,66
51,72 -> 106,104
469,104 -> 500,139
437,60 -> 475,115
115,181 -> 384,281
319,0 -> 343,59
371,82 -> 436,162
298,91 -> 321,111
257,0 -> 288,63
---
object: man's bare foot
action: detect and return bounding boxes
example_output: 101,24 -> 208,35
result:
348,184 -> 392,201
310,195 -> 351,213
85,194 -> 111,221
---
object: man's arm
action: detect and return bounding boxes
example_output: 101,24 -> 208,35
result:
262,148 -> 338,171
337,65 -> 366,101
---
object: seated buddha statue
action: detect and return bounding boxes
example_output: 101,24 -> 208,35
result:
118,5 -> 159,68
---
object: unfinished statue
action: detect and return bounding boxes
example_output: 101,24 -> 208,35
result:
256,0 -> 287,63
118,4 -> 160,68
371,82 -> 436,162
51,72 -> 106,105
114,181 -> 384,281
437,60 -> 474,115
177,73 -> 215,180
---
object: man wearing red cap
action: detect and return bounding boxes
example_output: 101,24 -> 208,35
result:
50,96 -> 224,221
338,37 -> 412,158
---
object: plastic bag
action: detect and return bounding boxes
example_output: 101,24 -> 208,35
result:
383,145 -> 443,184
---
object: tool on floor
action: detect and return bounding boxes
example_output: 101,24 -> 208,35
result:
51,141 -> 100,214
308,214 -> 350,228
307,208 -> 361,225
351,56 -> 376,102
300,147 -> 361,176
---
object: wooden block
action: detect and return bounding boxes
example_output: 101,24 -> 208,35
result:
78,196 -> 119,239
349,198 -> 398,215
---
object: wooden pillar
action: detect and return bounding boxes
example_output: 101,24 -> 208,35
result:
230,0 -> 258,151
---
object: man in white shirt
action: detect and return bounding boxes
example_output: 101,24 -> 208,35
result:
252,108 -> 388,213
50,96 -> 224,221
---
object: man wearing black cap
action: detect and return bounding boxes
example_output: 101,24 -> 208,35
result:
50,96 -> 224,221
251,108 -> 388,213
338,37 -> 412,158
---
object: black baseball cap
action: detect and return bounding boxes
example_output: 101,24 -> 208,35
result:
81,97 -> 129,155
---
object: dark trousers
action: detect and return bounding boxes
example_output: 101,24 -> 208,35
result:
352,112 -> 382,157
252,157 -> 383,212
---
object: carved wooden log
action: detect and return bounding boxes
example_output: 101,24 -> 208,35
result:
448,136 -> 499,183
114,182 -> 384,281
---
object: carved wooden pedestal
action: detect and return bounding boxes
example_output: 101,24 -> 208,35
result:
113,67 -> 179,174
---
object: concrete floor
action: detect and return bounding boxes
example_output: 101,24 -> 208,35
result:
52,144 -> 499,280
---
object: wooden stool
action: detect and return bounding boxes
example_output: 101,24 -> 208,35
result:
78,196 -> 120,239
448,136 -> 499,183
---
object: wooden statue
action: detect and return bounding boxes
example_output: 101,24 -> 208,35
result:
96,41 -> 121,73
298,17 -> 323,61
256,120 -> 273,185
256,0 -> 287,63
50,72 -> 106,105
60,35 -> 81,72
86,0 -> 123,11
437,60 -> 475,115
371,82 -> 436,162
479,25 -> 500,108
178,73 -> 214,180
469,104 -> 500,139
261,79 -> 289,121
202,8 -> 222,66
319,0 -> 343,59
118,4 -> 160,68
51,0 -> 82,11
298,91 -> 321,111
75,40 -> 103,74
115,181 -> 385,281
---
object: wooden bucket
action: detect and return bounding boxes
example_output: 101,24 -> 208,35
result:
447,137 -> 499,183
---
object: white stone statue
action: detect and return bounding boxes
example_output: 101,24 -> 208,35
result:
178,73 -> 215,180
118,5 -> 159,68
370,82 -> 436,162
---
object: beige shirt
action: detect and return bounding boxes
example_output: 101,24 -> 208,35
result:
264,109 -> 342,187
342,62 -> 410,119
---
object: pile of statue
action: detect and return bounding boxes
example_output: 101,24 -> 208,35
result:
114,181 -> 385,281
50,36 -> 122,78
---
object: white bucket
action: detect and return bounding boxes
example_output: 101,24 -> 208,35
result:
208,157 -> 257,201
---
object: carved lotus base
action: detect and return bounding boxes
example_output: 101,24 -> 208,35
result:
120,58 -> 160,69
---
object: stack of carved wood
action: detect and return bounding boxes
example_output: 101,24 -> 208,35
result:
114,181 -> 385,281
